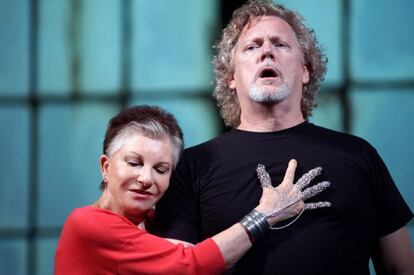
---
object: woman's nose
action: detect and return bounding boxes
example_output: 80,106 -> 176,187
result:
136,168 -> 154,189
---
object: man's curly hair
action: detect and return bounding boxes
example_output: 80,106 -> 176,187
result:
213,0 -> 327,127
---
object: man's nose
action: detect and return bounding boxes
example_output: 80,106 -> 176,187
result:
261,41 -> 274,61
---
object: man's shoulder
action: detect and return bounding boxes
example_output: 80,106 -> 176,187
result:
307,122 -> 372,148
176,131 -> 240,168
183,130 -> 237,154
300,123 -> 381,160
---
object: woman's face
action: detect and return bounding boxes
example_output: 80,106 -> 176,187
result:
100,133 -> 174,223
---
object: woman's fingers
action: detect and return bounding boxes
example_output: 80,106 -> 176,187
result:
301,181 -> 331,200
280,159 -> 297,187
295,167 -> 322,190
304,201 -> 332,210
256,164 -> 272,188
257,160 -> 298,189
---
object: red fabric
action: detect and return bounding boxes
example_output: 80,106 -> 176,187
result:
55,206 -> 225,275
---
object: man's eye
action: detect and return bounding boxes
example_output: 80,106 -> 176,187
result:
275,42 -> 288,48
245,45 -> 257,51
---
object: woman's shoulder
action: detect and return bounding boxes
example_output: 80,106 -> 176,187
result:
62,206 -> 101,234
63,206 -> 144,244
66,206 -> 99,223
67,206 -> 133,228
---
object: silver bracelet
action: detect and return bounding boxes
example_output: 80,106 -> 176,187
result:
240,209 -> 270,243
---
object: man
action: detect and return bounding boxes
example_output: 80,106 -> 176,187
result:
154,1 -> 414,274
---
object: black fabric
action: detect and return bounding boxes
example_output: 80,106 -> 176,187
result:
153,122 -> 413,275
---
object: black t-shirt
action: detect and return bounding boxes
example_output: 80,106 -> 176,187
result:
154,122 -> 413,275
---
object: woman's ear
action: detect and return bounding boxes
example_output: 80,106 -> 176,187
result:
100,154 -> 109,179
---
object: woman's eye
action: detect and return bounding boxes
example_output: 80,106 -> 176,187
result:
156,167 -> 169,174
127,160 -> 141,167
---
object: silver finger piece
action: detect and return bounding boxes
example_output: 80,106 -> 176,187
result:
301,181 -> 330,201
295,167 -> 322,190
256,164 -> 272,188
304,201 -> 332,210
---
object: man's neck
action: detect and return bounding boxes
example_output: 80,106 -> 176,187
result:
237,103 -> 305,132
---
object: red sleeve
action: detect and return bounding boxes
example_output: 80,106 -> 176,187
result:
55,206 -> 225,275
119,235 -> 225,275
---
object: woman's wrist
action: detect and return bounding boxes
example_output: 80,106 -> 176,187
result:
239,209 -> 270,244
254,206 -> 282,226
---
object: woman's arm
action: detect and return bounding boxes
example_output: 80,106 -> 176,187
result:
165,238 -> 194,247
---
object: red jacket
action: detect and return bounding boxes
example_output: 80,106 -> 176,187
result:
55,206 -> 225,275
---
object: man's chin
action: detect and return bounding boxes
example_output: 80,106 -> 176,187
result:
248,86 -> 290,103
254,97 -> 284,104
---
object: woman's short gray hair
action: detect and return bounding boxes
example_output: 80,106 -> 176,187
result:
101,105 -> 183,190
106,121 -> 182,166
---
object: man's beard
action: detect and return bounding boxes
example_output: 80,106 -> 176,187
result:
248,83 -> 290,103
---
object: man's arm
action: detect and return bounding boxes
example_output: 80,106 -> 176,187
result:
372,226 -> 414,275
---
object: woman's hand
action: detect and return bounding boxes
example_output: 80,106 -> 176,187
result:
212,160 -> 331,266
255,159 -> 331,227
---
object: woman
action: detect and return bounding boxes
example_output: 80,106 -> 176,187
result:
54,105 -> 330,275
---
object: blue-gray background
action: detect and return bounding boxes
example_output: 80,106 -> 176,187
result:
0,0 -> 413,274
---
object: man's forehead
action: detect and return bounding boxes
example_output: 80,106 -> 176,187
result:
240,16 -> 295,39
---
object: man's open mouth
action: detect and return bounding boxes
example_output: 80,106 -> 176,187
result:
258,67 -> 279,78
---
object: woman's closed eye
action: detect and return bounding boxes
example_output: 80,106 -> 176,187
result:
155,165 -> 170,175
128,161 -> 141,167
126,157 -> 142,167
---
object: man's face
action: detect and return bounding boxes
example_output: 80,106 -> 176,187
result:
229,16 -> 309,108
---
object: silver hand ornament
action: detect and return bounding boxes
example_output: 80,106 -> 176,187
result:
256,164 -> 331,218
